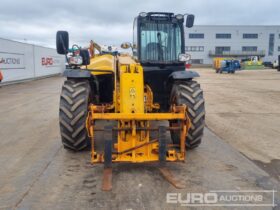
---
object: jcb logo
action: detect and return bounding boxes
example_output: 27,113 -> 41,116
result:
129,88 -> 136,99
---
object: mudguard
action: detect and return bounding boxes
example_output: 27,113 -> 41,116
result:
63,69 -> 91,78
168,70 -> 200,80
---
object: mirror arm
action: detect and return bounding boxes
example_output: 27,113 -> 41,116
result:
64,51 -> 69,66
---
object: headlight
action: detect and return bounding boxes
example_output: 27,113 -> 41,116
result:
69,55 -> 83,65
179,54 -> 191,62
175,14 -> 184,20
139,12 -> 147,17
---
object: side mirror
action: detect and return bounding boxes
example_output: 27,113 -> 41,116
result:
56,31 -> 69,54
186,15 -> 195,28
121,42 -> 132,49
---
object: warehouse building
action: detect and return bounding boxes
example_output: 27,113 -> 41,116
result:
185,25 -> 280,65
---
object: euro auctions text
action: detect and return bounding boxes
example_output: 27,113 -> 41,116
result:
166,190 -> 277,207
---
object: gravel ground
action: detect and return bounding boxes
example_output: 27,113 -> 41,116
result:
0,73 -> 279,209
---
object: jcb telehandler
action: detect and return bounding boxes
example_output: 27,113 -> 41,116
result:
56,12 -> 205,190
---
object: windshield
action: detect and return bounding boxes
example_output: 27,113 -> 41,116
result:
140,22 -> 182,62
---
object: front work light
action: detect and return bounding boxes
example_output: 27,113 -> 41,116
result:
175,14 -> 184,20
139,12 -> 148,17
179,53 -> 191,62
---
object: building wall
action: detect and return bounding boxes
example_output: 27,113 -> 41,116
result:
185,25 -> 280,65
0,38 -> 64,83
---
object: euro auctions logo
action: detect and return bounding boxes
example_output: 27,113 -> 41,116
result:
41,57 -> 54,66
41,57 -> 61,67
167,192 -> 218,206
0,57 -> 21,65
0,52 -> 25,69
166,190 -> 277,207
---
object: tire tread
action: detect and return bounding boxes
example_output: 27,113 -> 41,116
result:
170,80 -> 205,149
59,79 -> 91,151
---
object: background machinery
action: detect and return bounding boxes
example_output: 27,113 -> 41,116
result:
278,55 -> 280,71
241,56 -> 264,70
213,57 -> 241,74
273,56 -> 280,70
56,12 -> 205,190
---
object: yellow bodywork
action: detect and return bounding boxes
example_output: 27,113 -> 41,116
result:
86,54 -> 191,163
81,54 -> 115,75
213,57 -> 225,70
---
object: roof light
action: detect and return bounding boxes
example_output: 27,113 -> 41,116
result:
139,12 -> 147,17
175,14 -> 184,20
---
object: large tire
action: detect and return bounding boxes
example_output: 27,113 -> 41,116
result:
170,80 -> 205,149
59,80 -> 92,151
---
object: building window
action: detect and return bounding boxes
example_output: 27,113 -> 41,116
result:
185,46 -> 204,52
215,46 -> 231,54
278,46 -> 280,52
191,59 -> 203,64
268,34 -> 275,56
189,33 -> 204,39
199,46 -> 204,51
191,46 -> 197,51
242,46 -> 258,52
216,33 -> 231,39
243,33 -> 258,39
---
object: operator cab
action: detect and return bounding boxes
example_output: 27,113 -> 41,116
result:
133,12 -> 194,66
126,12 -> 195,110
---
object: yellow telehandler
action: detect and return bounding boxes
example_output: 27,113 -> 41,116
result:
56,12 -> 205,191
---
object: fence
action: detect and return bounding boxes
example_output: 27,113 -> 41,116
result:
0,38 -> 64,83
